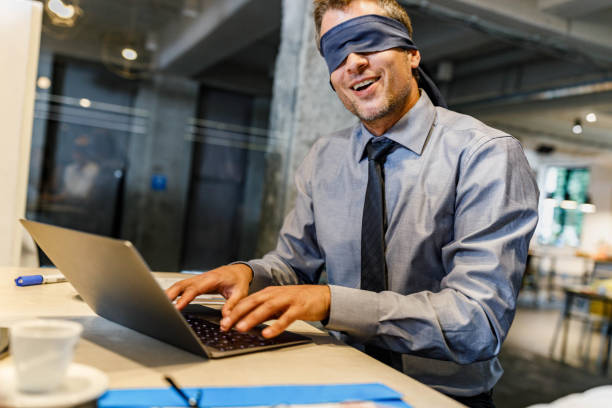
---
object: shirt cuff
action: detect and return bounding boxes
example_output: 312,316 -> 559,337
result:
324,285 -> 379,341
230,260 -> 275,293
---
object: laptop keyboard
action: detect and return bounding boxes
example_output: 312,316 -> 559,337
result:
183,314 -> 286,352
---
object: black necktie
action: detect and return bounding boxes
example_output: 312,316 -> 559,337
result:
361,137 -> 396,293
361,137 -> 403,371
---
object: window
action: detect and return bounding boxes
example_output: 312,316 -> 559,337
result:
538,167 -> 591,247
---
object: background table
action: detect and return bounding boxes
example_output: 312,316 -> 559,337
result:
0,267 -> 462,408
549,285 -> 612,374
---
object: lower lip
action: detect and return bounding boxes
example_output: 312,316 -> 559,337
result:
352,80 -> 379,97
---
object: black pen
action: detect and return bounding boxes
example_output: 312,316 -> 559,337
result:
164,375 -> 201,407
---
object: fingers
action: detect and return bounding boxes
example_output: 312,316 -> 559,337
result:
166,264 -> 252,313
222,289 -> 244,318
261,310 -> 298,338
165,280 -> 187,301
220,288 -> 302,336
234,301 -> 282,332
220,293 -> 269,331
218,285 -> 331,338
174,287 -> 200,310
164,275 -> 217,310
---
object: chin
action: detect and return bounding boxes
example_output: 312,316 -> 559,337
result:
356,105 -> 391,122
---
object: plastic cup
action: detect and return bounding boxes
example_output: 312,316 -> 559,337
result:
10,319 -> 82,393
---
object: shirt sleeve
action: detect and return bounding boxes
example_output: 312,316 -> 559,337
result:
244,143 -> 326,293
325,136 -> 539,364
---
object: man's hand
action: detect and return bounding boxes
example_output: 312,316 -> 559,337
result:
165,264 -> 253,316
219,285 -> 331,338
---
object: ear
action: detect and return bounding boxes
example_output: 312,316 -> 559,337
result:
408,50 -> 421,69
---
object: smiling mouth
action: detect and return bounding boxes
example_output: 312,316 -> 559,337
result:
351,77 -> 380,91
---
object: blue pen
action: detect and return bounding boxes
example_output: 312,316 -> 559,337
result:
15,274 -> 67,287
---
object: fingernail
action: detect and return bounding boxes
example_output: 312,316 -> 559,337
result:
220,317 -> 229,327
262,327 -> 271,337
236,322 -> 246,331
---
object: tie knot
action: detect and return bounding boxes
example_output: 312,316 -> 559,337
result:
366,138 -> 396,163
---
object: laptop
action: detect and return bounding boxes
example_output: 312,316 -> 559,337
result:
20,219 -> 311,358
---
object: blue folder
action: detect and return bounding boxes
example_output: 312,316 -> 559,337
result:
98,383 -> 412,408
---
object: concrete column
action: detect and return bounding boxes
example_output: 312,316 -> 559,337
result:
121,74 -> 198,271
257,0 -> 355,255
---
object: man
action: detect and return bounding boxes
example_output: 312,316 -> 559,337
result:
167,1 -> 539,406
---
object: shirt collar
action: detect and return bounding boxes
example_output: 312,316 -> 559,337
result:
354,90 -> 437,162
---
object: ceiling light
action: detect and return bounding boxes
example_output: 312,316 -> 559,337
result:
580,194 -> 596,213
572,119 -> 582,135
37,76 -> 51,90
560,199 -> 578,210
586,113 -> 597,123
544,197 -> 557,207
44,0 -> 81,28
561,192 -> 578,210
121,48 -> 138,61
47,0 -> 75,19
580,203 -> 596,213
182,0 -> 200,18
79,98 -> 91,108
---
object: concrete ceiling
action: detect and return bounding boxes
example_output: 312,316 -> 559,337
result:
38,0 -> 612,154
399,0 -> 612,155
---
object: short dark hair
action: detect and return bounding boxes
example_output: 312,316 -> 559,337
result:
313,0 -> 413,42
313,0 -> 419,81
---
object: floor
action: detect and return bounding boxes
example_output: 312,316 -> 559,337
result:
492,296 -> 612,407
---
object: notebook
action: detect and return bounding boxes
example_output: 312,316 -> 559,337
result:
20,219 -> 311,358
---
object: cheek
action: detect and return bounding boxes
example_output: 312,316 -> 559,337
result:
335,88 -> 352,108
389,63 -> 412,87
330,70 -> 342,89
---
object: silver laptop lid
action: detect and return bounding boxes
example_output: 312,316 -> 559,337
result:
20,219 -> 209,358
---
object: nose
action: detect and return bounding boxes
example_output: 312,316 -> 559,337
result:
345,52 -> 368,74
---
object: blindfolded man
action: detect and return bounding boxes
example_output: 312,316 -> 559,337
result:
168,1 -> 539,406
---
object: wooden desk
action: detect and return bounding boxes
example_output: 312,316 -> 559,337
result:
0,267 -> 461,408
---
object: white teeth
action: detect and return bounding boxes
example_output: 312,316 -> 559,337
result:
352,79 -> 375,91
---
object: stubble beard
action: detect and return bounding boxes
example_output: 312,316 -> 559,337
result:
345,79 -> 413,125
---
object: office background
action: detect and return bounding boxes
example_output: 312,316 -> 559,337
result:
19,0 -> 612,273
3,1 -> 612,406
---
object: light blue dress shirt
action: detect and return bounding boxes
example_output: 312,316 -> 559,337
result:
246,92 -> 539,396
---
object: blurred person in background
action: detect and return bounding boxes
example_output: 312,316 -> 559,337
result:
55,135 -> 100,203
